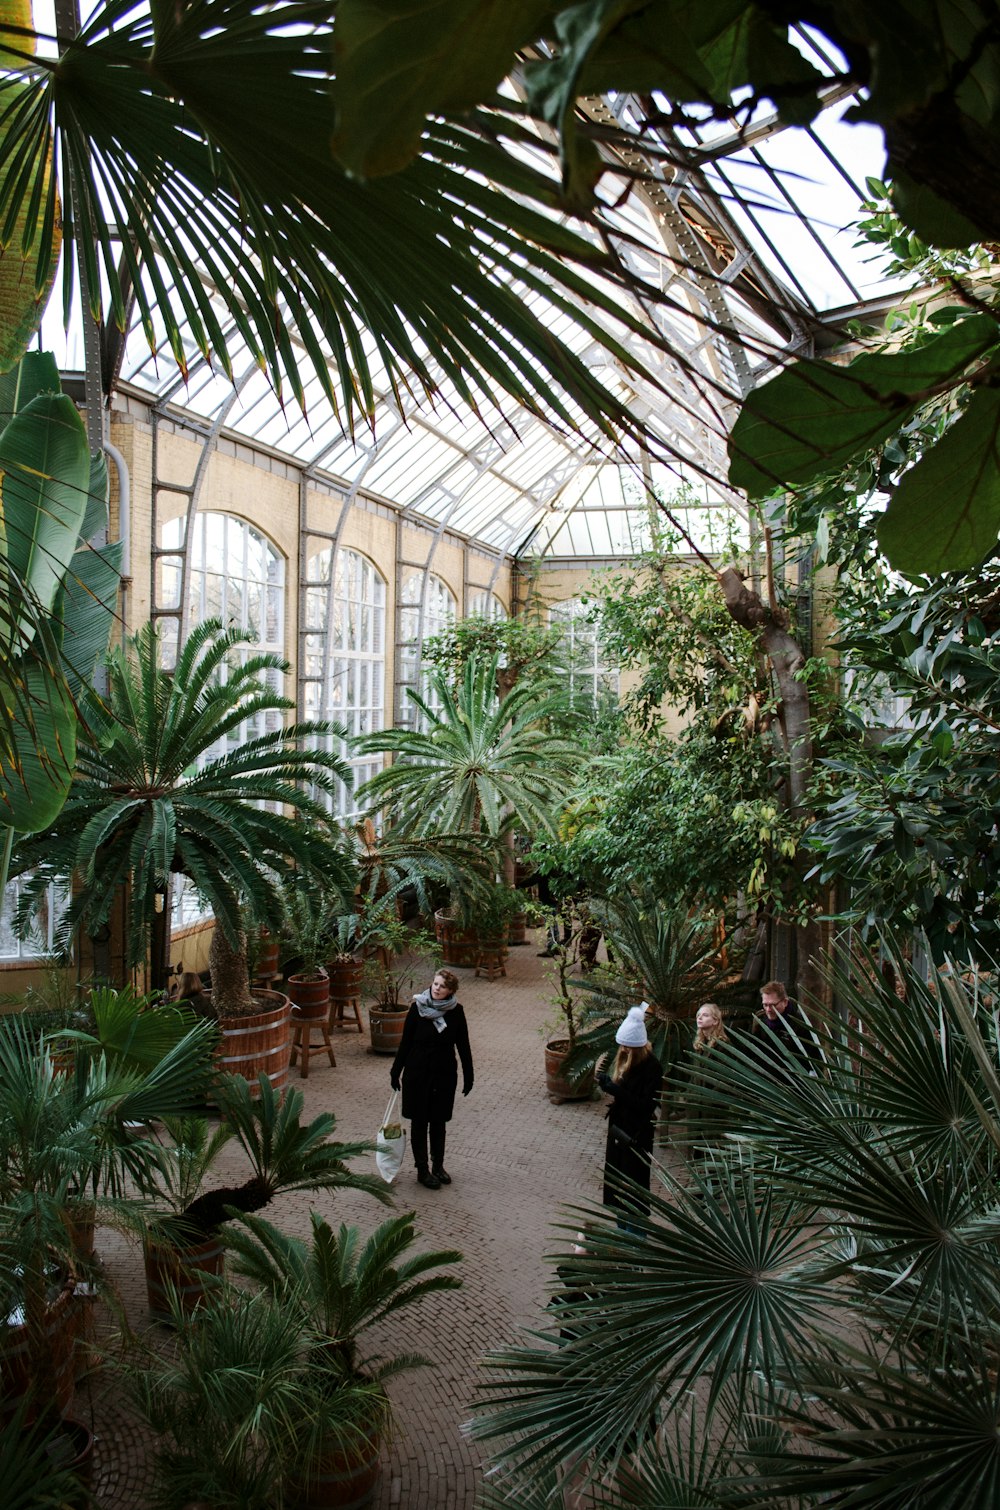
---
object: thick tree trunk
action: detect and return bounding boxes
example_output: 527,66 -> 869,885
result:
208,921 -> 252,1017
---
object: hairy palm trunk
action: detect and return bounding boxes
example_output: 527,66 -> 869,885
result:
209,922 -> 252,1017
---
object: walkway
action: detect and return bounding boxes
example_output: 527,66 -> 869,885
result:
84,934 -> 618,1508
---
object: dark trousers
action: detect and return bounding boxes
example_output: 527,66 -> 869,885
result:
411,1118 -> 446,1170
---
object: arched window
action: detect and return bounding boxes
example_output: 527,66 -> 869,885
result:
398,572 -> 457,726
304,546 -> 387,817
159,512 -> 286,925
549,597 -> 619,709
468,590 -> 507,620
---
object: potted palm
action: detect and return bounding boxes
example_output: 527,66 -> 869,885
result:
281,876 -> 334,1022
127,1283 -> 381,1510
0,997 -> 216,1429
225,1208 -> 462,1507
12,619 -> 359,1020
141,1073 -> 389,1322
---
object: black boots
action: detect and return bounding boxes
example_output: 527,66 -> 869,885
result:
417,1167 -> 441,1189
432,1166 -> 452,1184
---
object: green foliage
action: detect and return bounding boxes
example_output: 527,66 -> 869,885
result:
473,946 -> 1000,1506
11,619 -> 357,968
0,352 -> 121,838
357,651 -> 582,839
150,1072 -> 390,1243
423,612 -> 564,696
807,561 -> 1000,963
129,1284 -> 383,1510
225,1208 -> 462,1385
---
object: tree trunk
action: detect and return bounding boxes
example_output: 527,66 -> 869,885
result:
208,922 -> 252,1018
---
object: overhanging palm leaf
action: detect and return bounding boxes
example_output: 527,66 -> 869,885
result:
472,1158 -> 828,1479
10,618 -> 357,967
0,1 -> 667,438
357,651 -> 580,838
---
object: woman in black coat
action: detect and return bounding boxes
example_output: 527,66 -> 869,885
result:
597,1004 -> 663,1227
390,968 -> 474,1190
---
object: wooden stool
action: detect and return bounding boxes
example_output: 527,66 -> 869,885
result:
475,948 -> 507,981
329,994 -> 364,1033
290,1009 -> 336,1078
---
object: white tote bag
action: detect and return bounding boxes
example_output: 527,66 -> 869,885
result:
375,1091 -> 406,1184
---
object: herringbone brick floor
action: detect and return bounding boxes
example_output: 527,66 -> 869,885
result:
82,934 -> 638,1509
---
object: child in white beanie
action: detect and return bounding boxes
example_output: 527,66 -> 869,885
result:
597,1002 -> 662,1231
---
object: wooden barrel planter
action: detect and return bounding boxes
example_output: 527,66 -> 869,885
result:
294,1425 -> 381,1509
215,989 -> 291,1096
368,1006 -> 408,1056
287,969 -> 330,1021
327,955 -> 364,999
144,1232 -> 226,1323
544,1039 -> 595,1104
507,910 -> 528,946
253,929 -> 281,985
0,1276 -> 77,1422
434,910 -> 480,969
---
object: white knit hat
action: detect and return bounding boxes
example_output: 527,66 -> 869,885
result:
615,1003 -> 649,1047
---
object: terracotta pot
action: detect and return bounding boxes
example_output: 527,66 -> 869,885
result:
49,1416 -> 94,1489
368,1006 -> 408,1056
215,989 -> 291,1097
0,1276 -> 76,1422
292,1423 -> 381,1509
544,1039 -> 595,1104
287,969 -> 331,1020
144,1232 -> 225,1323
434,910 -> 481,968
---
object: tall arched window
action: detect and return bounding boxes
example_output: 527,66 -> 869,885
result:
468,590 -> 507,620
549,597 -> 619,709
159,512 -> 286,924
304,546 -> 387,817
398,571 -> 456,726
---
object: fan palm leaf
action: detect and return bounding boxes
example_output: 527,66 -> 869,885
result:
0,0 -> 672,442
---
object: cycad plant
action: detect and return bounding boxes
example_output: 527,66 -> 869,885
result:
12,618 -> 357,994
471,945 -> 1000,1509
356,651 -> 580,842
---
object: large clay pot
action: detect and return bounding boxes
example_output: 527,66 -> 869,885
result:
144,1232 -> 225,1322
434,910 -> 480,969
287,969 -> 331,1021
293,1424 -> 381,1508
215,989 -> 291,1096
0,1276 -> 77,1422
368,1006 -> 408,1056
545,1039 -> 595,1104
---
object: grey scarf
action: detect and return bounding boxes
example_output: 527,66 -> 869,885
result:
414,987 -> 458,1033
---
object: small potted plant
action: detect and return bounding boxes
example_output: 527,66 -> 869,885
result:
281,876 -> 333,1021
540,921 -> 596,1104
363,917 -> 437,1055
140,1073 -> 390,1321
225,1208 -> 462,1506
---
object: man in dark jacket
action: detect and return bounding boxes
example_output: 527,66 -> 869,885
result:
753,979 -> 819,1076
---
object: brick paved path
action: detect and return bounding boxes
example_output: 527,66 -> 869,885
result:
82,934 -> 621,1508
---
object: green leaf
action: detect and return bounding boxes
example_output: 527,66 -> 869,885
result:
891,170 -> 985,249
58,538 -> 123,698
728,316 -> 1000,498
877,385 -> 1000,573
0,646 -> 76,830
331,0 -> 557,178
0,390 -> 90,649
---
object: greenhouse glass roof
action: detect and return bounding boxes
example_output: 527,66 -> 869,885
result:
45,29 -> 903,563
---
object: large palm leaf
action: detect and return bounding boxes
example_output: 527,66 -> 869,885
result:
10,618 -> 357,965
471,943 -> 1000,1504
356,651 -> 581,838
0,0 -> 666,438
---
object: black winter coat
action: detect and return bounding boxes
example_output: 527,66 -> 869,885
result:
602,1054 -> 663,1214
391,1003 -> 474,1123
